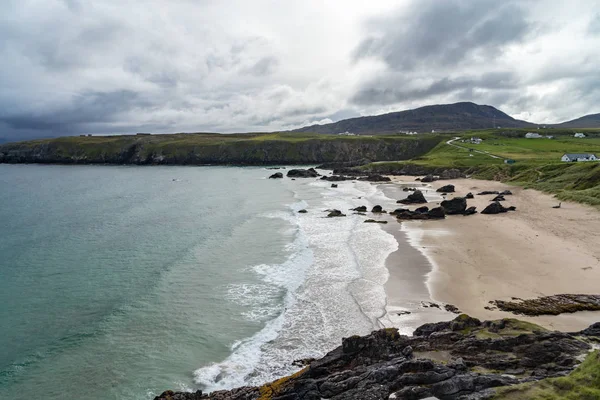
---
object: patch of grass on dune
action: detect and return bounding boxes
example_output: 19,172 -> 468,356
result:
492,351 -> 600,400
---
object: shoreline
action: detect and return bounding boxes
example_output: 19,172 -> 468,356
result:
385,176 -> 600,332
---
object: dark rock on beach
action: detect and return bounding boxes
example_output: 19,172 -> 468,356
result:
157,315 -> 600,400
440,197 -> 467,215
298,209 -> 307,213
358,174 -> 391,182
492,194 -> 506,201
501,190 -> 513,195
364,219 -> 388,224
397,190 -> 427,204
331,184 -> 338,188
269,172 -> 283,179
396,207 -> 445,220
491,294 -> 600,316
436,184 -> 455,193
465,192 -> 474,199
463,206 -> 477,216
440,168 -> 466,179
287,168 -> 319,178
414,206 -> 429,213
327,209 -> 346,217
321,175 -> 352,181
352,206 -> 367,212
371,205 -> 384,213
477,190 -> 500,195
421,174 -> 435,182
481,201 -> 516,214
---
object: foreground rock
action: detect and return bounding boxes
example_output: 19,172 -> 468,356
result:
397,190 -> 427,204
440,197 -> 467,215
491,294 -> 600,316
481,201 -> 516,214
287,168 -> 319,178
155,315 -> 600,400
436,184 -> 455,193
269,172 -> 283,179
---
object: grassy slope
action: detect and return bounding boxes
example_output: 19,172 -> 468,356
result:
492,351 -> 600,400
362,130 -> 600,207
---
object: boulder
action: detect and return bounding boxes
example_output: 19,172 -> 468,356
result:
358,174 -> 391,182
500,190 -> 513,195
421,174 -> 435,183
327,209 -> 346,217
492,195 -> 506,201
477,190 -> 499,195
440,197 -> 467,215
398,190 -> 427,204
352,206 -> 367,212
436,184 -> 455,193
415,206 -> 429,213
371,205 -> 384,213
269,172 -> 283,179
440,169 -> 466,179
465,192 -> 474,199
427,207 -> 446,219
389,208 -> 410,215
287,168 -> 319,178
481,201 -> 516,214
463,206 -> 477,216
298,209 -> 308,213
364,219 -> 388,224
321,175 -> 352,181
331,184 -> 338,188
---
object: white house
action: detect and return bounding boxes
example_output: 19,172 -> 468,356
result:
574,132 -> 586,138
561,153 -> 598,162
525,132 -> 543,138
470,137 -> 482,144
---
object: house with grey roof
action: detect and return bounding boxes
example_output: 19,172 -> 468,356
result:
561,153 -> 598,162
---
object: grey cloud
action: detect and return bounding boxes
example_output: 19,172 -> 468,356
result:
243,56 -> 279,76
589,13 -> 600,34
354,0 -> 533,70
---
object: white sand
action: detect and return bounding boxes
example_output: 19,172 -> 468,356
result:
387,176 -> 600,332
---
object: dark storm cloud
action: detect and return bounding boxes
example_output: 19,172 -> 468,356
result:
354,0 -> 533,71
352,72 -> 519,105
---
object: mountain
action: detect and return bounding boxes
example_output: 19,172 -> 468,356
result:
552,113 -> 600,128
294,102 -> 535,134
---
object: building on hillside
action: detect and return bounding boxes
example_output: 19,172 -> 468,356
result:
525,132 -> 543,138
574,132 -> 586,138
561,153 -> 598,162
470,137 -> 482,144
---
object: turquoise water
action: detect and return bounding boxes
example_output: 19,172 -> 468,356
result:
0,164 -> 401,400
0,165 -> 297,399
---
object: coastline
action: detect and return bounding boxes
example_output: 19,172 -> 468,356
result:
386,175 -> 600,332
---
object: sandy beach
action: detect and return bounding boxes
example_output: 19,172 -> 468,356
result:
383,176 -> 600,332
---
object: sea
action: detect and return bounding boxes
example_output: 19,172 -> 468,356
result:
0,164 -> 399,400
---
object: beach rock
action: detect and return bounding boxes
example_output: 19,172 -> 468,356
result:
298,209 -> 307,213
427,207 -> 446,219
389,208 -> 410,216
477,190 -> 500,195
358,174 -> 391,182
463,206 -> 477,216
440,197 -> 467,215
491,294 -> 600,316
402,187 -> 416,192
287,168 -> 319,178
395,207 -> 445,220
421,174 -> 436,183
331,183 -> 338,188
445,304 -> 462,314
327,209 -> 346,217
465,192 -> 474,199
492,195 -> 506,201
398,190 -> 427,204
154,390 -> 205,400
481,201 -> 515,214
352,206 -> 367,212
364,219 -> 388,224
501,190 -> 513,195
268,172 -> 283,179
436,184 -> 455,193
415,206 -> 429,213
440,169 -> 466,179
371,205 -> 384,213
321,175 -> 353,181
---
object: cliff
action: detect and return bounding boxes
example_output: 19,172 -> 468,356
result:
0,133 -> 442,166
155,315 -> 600,400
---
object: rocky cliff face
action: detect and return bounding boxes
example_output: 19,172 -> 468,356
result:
154,315 -> 600,400
0,136 -> 441,165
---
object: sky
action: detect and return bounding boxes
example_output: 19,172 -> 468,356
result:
1,0 -> 600,141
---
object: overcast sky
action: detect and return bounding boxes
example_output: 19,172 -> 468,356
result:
1,0 -> 600,140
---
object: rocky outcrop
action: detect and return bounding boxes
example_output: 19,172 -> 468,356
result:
481,202 -> 516,214
327,209 -> 346,217
358,174 -> 391,182
491,195 -> 506,202
440,169 -> 466,179
465,192 -> 474,199
463,206 -> 477,216
351,206 -> 367,212
421,174 -> 436,183
491,294 -> 600,316
155,315 -> 600,400
397,190 -> 427,204
371,205 -> 385,213
320,175 -> 352,181
269,172 -> 283,179
364,219 -> 388,224
287,168 -> 319,178
437,184 -> 455,193
440,197 -> 467,215
395,207 -> 445,220
477,191 -> 500,195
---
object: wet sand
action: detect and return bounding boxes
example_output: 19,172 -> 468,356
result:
383,176 -> 600,332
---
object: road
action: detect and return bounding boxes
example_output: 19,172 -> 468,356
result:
446,137 -> 502,159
